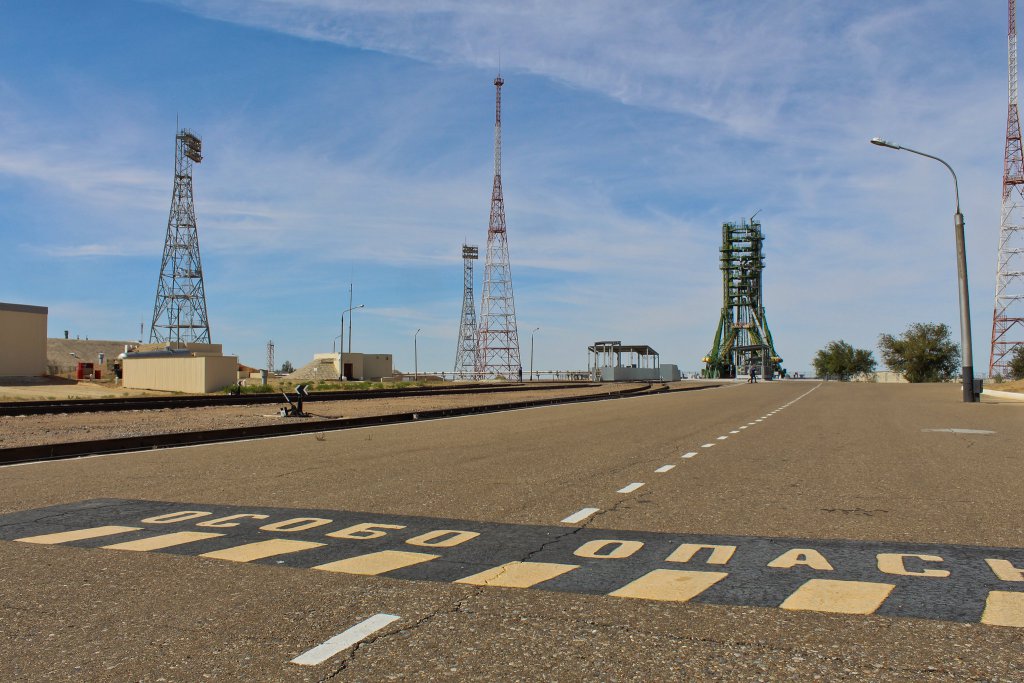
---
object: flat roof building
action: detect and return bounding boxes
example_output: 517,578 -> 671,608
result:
0,302 -> 48,378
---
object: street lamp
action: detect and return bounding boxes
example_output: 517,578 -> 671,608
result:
339,303 -> 364,380
530,327 -> 540,381
870,137 -> 978,402
414,328 -> 422,380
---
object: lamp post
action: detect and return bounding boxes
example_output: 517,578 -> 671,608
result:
339,303 -> 364,381
414,328 -> 422,380
530,327 -> 540,381
870,137 -> 978,402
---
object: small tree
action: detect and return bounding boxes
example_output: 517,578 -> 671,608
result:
812,340 -> 876,380
280,360 -> 295,374
878,323 -> 959,383
1008,344 -> 1024,381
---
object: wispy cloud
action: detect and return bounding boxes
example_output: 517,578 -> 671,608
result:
1,1 -> 1012,372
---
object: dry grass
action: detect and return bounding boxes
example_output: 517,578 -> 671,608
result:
992,378 -> 1024,393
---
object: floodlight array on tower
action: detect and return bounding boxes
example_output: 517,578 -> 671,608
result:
454,244 -> 479,377
150,128 -> 211,345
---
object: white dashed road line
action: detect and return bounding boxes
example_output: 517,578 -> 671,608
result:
561,507 -> 601,524
701,443 -> 715,448
655,465 -> 675,473
682,452 -> 697,458
617,483 -> 645,494
291,613 -> 401,666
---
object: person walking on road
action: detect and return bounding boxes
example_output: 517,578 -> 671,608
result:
748,366 -> 757,384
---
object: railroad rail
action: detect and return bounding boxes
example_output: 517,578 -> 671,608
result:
0,382 -> 720,466
0,381 -> 593,417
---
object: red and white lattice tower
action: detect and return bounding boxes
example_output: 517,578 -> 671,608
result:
992,0 -> 1024,377
476,75 -> 522,379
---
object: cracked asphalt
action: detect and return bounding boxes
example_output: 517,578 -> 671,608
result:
0,381 -> 1022,681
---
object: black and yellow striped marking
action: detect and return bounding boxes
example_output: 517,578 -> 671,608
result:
1,499 -> 1021,627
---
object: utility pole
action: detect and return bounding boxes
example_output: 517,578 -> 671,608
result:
530,327 -> 540,381
414,328 -> 422,380
348,283 -> 354,355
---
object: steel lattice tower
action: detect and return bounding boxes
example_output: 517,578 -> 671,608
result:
702,217 -> 783,379
266,339 -> 275,373
454,244 -> 479,376
150,128 -> 210,344
991,0 -> 1024,377
477,75 -> 522,379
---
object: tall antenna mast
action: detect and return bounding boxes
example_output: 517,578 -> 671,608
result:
477,74 -> 522,379
150,127 -> 210,345
454,244 -> 479,377
991,0 -> 1024,377
266,339 -> 275,373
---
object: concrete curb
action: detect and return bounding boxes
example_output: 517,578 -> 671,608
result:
982,388 -> 1024,401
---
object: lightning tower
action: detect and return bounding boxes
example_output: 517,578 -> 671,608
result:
991,0 -> 1024,377
266,339 -> 275,373
477,75 -> 522,379
454,244 -> 479,376
150,128 -> 211,344
702,217 -> 783,379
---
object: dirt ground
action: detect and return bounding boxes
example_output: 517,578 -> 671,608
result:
0,378 -> 167,401
0,383 -> 663,449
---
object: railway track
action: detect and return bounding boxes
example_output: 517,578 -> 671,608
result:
0,382 -> 718,466
0,381 -> 592,417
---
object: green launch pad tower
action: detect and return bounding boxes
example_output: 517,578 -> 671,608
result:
702,217 -> 783,379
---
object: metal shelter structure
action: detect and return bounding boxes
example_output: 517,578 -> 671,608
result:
454,244 -> 479,376
702,217 -> 783,379
477,74 -> 522,380
991,0 -> 1024,377
589,341 -> 659,371
150,128 -> 211,344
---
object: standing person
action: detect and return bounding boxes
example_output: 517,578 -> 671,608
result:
748,365 -> 757,384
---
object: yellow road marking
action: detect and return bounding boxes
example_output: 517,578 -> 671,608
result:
980,591 -> 1024,627
455,562 -> 578,588
313,550 -> 439,575
103,531 -> 224,551
609,569 -> 728,602
199,539 -> 325,562
16,526 -> 141,545
780,579 -> 894,614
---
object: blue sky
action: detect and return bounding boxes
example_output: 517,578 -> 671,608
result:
0,1 -> 1012,375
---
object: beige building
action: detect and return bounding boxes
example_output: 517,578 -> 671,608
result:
298,353 -> 393,381
0,302 -> 48,378
122,343 -> 239,393
331,353 -> 394,381
852,370 -> 909,384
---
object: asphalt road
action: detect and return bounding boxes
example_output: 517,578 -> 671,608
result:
0,381 -> 1022,681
